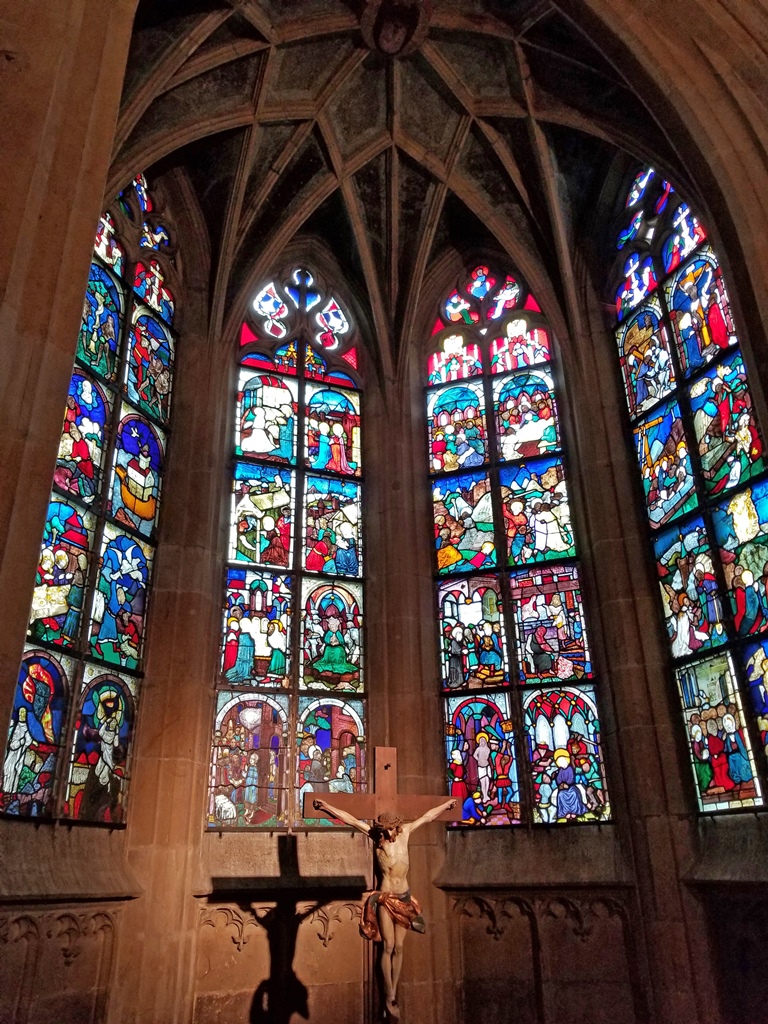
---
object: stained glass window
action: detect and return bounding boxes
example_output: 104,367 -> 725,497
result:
428,264 -> 611,826
609,166 -> 768,811
1,175 -> 181,823
208,268 -> 366,829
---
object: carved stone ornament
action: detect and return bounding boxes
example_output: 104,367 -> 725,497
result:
360,0 -> 432,57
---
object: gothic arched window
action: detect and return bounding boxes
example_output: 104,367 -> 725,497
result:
1,175 -> 180,823
428,263 -> 611,825
610,166 -> 768,811
208,268 -> 366,829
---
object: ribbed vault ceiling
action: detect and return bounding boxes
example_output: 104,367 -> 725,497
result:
111,0 -> 678,372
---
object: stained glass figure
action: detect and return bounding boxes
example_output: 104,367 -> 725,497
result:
625,167 -> 654,208
617,211 -> 644,250
490,318 -> 551,373
493,369 -> 559,462
664,247 -> 736,376
222,570 -> 293,688
427,382 -> 488,473
305,385 -> 361,476
633,401 -> 697,528
133,260 -> 175,324
662,204 -> 706,273
487,276 -> 522,320
304,476 -> 362,577
0,648 -> 74,817
54,372 -> 112,505
427,333 -> 483,385
499,458 -> 575,565
94,214 -> 124,275
467,265 -> 496,299
444,289 -> 480,325
77,263 -> 123,380
437,576 -> 509,690
689,350 -> 765,494
744,640 -> 768,758
297,696 -> 366,824
126,311 -> 174,423
653,517 -> 726,658
655,180 -> 674,215
509,565 -> 592,683
675,652 -> 762,810
615,253 -> 657,321
28,498 -> 95,647
230,463 -> 294,567
133,174 -> 153,212
300,581 -> 363,691
208,692 -> 290,827
274,341 -> 299,373
109,407 -> 166,538
64,666 -> 137,823
140,221 -> 171,250
315,298 -> 350,351
235,370 -> 297,464
88,526 -> 153,670
444,693 -> 520,825
304,345 -> 328,380
433,472 -> 496,574
615,298 -> 676,418
713,479 -> 768,637
523,686 -> 610,823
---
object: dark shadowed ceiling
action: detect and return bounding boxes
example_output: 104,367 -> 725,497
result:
110,0 -> 679,371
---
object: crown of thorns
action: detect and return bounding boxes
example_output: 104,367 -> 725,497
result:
375,812 -> 403,829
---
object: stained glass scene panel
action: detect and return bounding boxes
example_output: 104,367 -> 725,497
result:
0,648 -> 75,818
437,575 -> 509,691
304,476 -> 362,577
713,480 -> 768,637
615,253 -> 657,322
444,693 -> 520,826
433,472 -> 496,574
633,401 -> 697,529
109,406 -> 166,539
662,202 -> 707,272
427,382 -> 488,474
493,368 -> 560,463
88,525 -> 154,670
625,167 -> 654,208
77,263 -> 123,381
524,686 -> 610,823
300,580 -> 363,692
500,458 -> 576,565
28,497 -> 96,648
688,349 -> 765,495
744,640 -> 768,761
675,653 -> 762,811
230,463 -> 294,568
208,692 -> 290,828
94,213 -> 124,275
427,332 -> 483,385
489,318 -> 551,373
653,517 -> 727,658
235,369 -> 297,464
221,569 -> 293,688
614,297 -> 676,419
664,247 -> 737,377
133,259 -> 174,324
64,665 -> 138,823
297,696 -> 367,825
55,372 -> 112,506
305,384 -> 361,476
509,565 -> 592,684
125,310 -> 174,424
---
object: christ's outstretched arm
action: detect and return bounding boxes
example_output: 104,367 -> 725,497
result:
403,797 -> 457,835
313,797 -> 372,836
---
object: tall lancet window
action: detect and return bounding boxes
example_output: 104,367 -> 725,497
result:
610,167 -> 768,812
1,175 -> 180,823
427,264 -> 611,826
208,268 -> 366,830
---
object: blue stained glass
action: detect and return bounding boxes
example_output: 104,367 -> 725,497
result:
235,369 -> 297,464
617,212 -> 643,250
625,167 -> 654,208
305,385 -> 361,476
633,401 -> 697,528
615,297 -> 676,418
140,221 -> 171,250
297,696 -> 367,824
304,476 -> 362,577
713,479 -> 768,637
109,407 -> 166,539
300,579 -> 363,692
133,260 -> 174,325
77,263 -> 123,380
437,575 -> 509,690
125,310 -> 174,424
433,472 -> 496,574
230,463 -> 294,568
664,246 -> 737,377
222,570 -> 293,688
744,640 -> 768,760
615,253 -> 657,322
427,382 -> 488,473
88,526 -> 153,670
500,458 -> 575,564
486,276 -> 522,320
662,203 -> 707,272
493,368 -> 560,462
655,180 -> 674,215
55,372 -> 112,506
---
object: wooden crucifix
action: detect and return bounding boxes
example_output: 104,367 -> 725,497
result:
303,747 -> 461,1021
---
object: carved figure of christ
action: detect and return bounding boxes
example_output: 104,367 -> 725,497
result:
303,747 -> 460,1019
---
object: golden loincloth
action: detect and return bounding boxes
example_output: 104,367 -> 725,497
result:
360,890 -> 426,942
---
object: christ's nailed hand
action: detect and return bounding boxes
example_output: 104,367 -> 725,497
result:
313,798 -> 324,811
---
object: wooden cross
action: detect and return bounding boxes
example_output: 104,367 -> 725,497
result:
302,746 -> 462,823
